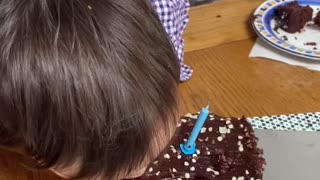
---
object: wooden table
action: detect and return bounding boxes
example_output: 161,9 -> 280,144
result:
180,0 -> 320,117
1,0 -> 320,179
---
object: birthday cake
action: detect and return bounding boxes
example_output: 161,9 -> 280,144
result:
275,1 -> 313,33
135,113 -> 266,180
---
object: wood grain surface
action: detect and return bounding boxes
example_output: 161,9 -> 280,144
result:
180,39 -> 320,117
184,0 -> 264,52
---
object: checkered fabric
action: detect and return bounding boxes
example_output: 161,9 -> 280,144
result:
150,0 -> 193,82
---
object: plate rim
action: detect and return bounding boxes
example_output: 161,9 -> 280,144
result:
252,0 -> 320,61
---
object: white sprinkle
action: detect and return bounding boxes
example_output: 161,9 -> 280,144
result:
181,119 -> 187,123
185,113 -> 198,119
246,170 -> 249,175
238,177 -> 244,180
250,178 -> 255,180
172,168 -> 177,173
192,154 -> 198,158
239,146 -> 244,152
153,161 -> 158,164
232,177 -> 237,180
217,136 -> 223,142
201,127 -> 207,133
213,170 -> 220,175
238,136 -> 244,140
170,145 -> 174,148
177,123 -> 181,127
88,5 -> 92,10
185,173 -> 190,179
190,166 -> 195,171
148,167 -> 153,172
177,178 -> 182,180
177,155 -> 182,159
183,138 -> 187,142
192,158 -> 197,163
228,124 -> 234,129
208,127 -> 213,132
156,171 -> 160,176
171,148 -> 177,153
184,161 -> 190,166
210,117 -> 215,121
227,129 -> 231,134
205,137 -> 209,141
206,167 -> 214,172
164,154 -> 170,159
238,141 -> 242,146
240,124 -> 244,128
226,120 -> 231,124
219,126 -> 228,134
196,149 -> 201,155
206,151 -> 211,155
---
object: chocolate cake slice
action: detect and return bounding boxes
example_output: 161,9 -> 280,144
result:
275,1 -> 313,33
135,113 -> 266,180
314,12 -> 320,26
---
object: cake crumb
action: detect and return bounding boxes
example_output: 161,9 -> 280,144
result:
304,42 -> 317,46
216,15 -> 222,18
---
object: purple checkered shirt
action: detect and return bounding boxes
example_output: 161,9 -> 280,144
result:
150,0 -> 193,82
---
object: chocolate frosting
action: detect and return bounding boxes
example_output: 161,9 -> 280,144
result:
134,113 -> 266,180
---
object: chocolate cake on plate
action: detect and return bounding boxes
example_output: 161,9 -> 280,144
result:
135,113 -> 266,180
314,12 -> 320,26
275,1 -> 313,33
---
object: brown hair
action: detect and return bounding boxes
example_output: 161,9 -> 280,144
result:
0,0 -> 180,179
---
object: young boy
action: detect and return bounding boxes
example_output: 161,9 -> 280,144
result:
0,0 -> 191,179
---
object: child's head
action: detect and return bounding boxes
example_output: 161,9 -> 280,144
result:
0,0 -> 180,179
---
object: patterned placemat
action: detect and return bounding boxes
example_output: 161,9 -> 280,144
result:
248,112 -> 320,132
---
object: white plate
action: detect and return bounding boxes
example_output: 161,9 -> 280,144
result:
252,0 -> 320,60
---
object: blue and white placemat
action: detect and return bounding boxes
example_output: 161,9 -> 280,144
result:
248,112 -> 320,132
